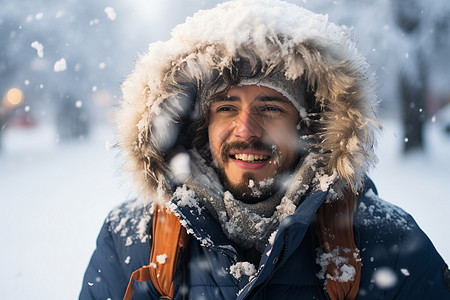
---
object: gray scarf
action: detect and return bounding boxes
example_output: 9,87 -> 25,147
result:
179,149 -> 320,253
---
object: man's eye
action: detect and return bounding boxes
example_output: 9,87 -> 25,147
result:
216,106 -> 236,113
263,106 -> 283,112
260,106 -> 284,117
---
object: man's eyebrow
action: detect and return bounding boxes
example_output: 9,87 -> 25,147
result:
209,95 -> 289,104
210,95 -> 240,103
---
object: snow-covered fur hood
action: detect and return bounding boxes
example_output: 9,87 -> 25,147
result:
118,0 -> 379,201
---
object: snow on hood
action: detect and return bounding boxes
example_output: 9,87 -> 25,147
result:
118,0 -> 380,201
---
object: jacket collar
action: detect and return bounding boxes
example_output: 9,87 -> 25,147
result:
171,185 -> 330,295
236,188 -> 329,299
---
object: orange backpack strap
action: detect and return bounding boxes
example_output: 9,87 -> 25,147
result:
123,204 -> 189,300
123,266 -> 152,300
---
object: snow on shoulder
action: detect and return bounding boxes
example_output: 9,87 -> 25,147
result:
357,189 -> 413,230
172,185 -> 203,215
107,199 -> 151,245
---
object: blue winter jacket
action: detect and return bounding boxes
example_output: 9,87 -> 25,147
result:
80,179 -> 450,299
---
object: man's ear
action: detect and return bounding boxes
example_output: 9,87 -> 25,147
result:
297,119 -> 311,136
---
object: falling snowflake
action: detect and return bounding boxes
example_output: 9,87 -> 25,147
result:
104,7 -> 117,20
373,267 -> 397,289
54,58 -> 67,72
31,41 -> 44,58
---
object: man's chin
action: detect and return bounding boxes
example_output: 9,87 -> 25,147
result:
221,172 -> 277,204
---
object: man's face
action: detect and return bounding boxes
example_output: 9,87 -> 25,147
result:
208,85 -> 300,202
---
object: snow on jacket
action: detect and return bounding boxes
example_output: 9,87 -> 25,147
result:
80,179 -> 449,299
80,0 -> 450,299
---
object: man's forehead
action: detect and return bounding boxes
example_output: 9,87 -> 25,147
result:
210,85 -> 292,104
210,94 -> 291,104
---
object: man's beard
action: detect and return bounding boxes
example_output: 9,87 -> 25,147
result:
218,170 -> 277,203
216,140 -> 296,204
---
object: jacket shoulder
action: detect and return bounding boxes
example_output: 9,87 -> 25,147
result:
355,188 -> 415,235
354,185 -> 450,299
105,199 -> 152,246
102,199 -> 153,280
80,199 -> 154,299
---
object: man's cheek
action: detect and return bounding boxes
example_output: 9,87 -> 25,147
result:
272,130 -> 297,149
213,142 -> 227,167
212,147 -> 221,166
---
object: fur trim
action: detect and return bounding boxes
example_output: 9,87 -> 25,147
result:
118,0 -> 380,200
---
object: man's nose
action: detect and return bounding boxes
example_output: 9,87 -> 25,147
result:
234,111 -> 263,140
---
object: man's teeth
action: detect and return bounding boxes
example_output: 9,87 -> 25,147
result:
233,153 -> 269,162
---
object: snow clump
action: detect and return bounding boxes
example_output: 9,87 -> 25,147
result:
54,58 -> 67,72
173,185 -> 202,215
317,171 -> 337,192
31,41 -> 44,58
249,178 -> 275,197
156,254 -> 168,264
268,230 -> 278,245
230,262 -> 257,280
316,244 -> 358,283
104,7 -> 117,21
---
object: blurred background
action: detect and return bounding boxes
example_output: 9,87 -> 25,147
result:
1,0 -> 449,298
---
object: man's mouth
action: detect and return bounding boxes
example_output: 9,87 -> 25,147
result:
230,153 -> 271,163
221,140 -> 276,165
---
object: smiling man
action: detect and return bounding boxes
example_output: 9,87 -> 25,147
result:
80,1 -> 450,300
209,85 -> 300,202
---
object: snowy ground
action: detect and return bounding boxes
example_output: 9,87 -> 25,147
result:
0,117 -> 449,299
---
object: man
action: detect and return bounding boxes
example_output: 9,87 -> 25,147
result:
80,1 -> 450,299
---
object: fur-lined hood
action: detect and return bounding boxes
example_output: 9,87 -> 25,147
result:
118,0 -> 379,201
